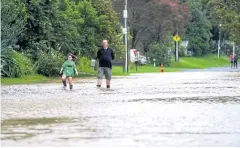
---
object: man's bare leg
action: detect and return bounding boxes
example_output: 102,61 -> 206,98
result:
97,79 -> 102,87
106,79 -> 110,88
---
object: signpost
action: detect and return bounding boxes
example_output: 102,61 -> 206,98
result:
123,0 -> 128,72
132,49 -> 138,72
173,34 -> 181,62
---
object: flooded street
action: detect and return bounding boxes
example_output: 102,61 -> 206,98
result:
1,72 -> 240,147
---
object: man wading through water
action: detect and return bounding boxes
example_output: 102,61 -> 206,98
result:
96,40 -> 115,88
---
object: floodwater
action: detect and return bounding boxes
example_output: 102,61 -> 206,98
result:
1,72 -> 240,147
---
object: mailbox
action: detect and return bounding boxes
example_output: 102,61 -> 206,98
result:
91,59 -> 96,67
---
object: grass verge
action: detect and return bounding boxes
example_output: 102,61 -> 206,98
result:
1,55 -> 229,85
170,55 -> 229,69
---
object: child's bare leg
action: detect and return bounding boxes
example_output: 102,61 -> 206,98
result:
62,74 -> 67,87
68,77 -> 73,90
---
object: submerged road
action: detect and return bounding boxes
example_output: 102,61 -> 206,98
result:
1,72 -> 240,147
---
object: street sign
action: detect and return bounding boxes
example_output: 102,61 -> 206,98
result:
123,28 -> 127,34
173,35 -> 181,42
123,10 -> 128,18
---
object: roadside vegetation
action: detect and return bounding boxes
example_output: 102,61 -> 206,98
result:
1,0 -> 239,85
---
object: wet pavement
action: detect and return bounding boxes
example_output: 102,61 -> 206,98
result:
1,72 -> 240,147
183,67 -> 240,72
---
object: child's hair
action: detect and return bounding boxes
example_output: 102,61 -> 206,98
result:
68,53 -> 77,60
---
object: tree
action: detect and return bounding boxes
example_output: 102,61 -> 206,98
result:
185,0 -> 212,56
1,0 -> 28,77
70,0 -> 99,57
148,42 -> 172,66
113,0 -> 191,53
17,0 -> 59,59
208,0 -> 240,44
93,0 -> 125,60
1,0 -> 27,49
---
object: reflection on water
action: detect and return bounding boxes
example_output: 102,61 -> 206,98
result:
1,117 -> 73,140
1,72 -> 240,147
125,96 -> 240,103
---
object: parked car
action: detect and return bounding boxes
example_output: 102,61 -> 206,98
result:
138,56 -> 147,65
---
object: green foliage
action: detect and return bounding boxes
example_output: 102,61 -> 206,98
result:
35,52 -> 64,76
1,0 -> 27,49
93,0 -> 120,41
113,0 -> 191,52
179,46 -> 186,57
129,63 -> 136,71
93,0 -> 124,58
18,0 -> 61,59
1,48 -> 35,77
12,51 -> 35,76
1,48 -> 21,77
109,44 -> 125,61
209,0 -> 240,44
56,0 -> 100,57
185,0 -> 212,56
77,57 -> 91,72
15,0 -> 123,60
148,43 -> 171,66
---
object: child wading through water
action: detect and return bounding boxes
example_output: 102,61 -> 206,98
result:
60,54 -> 78,90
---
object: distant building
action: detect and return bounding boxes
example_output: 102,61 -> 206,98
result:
180,40 -> 189,55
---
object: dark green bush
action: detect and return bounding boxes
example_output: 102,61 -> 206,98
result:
179,46 -> 186,57
1,48 -> 21,77
76,56 -> 92,73
35,52 -> 64,76
148,43 -> 171,66
12,51 -> 35,76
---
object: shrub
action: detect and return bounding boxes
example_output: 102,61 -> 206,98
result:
35,52 -> 64,76
1,48 -> 21,77
129,62 -> 136,70
76,56 -> 92,73
179,46 -> 186,57
148,43 -> 171,66
12,51 -> 35,75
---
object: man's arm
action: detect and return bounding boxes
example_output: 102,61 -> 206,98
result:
111,49 -> 115,60
97,49 -> 101,59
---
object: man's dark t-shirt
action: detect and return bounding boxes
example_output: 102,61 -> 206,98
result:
97,47 -> 115,69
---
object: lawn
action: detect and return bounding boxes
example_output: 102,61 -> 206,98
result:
1,75 -> 53,85
1,73 -> 96,85
128,65 -> 181,73
126,55 -> 229,73
170,55 -> 229,69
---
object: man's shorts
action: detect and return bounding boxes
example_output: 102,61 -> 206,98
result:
98,67 -> 112,80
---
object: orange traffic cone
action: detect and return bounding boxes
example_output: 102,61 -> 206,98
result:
160,64 -> 164,72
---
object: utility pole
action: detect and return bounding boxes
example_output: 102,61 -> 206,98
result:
233,42 -> 235,55
173,29 -> 180,62
176,40 -> 179,62
123,0 -> 128,72
218,24 -> 222,58
174,41 -> 177,62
